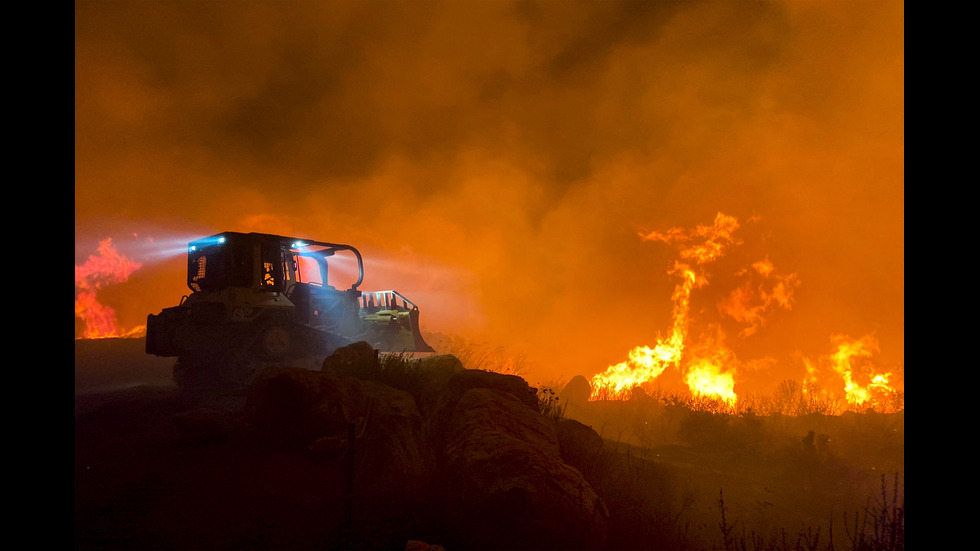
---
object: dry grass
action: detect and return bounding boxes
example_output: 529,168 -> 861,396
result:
430,334 -> 533,376
718,473 -> 904,551
588,380 -> 903,417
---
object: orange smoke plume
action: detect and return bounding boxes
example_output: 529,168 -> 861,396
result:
75,238 -> 145,339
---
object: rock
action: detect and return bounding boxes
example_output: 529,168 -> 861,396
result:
441,387 -> 608,551
446,369 -> 540,413
245,366 -> 428,506
405,541 -> 446,551
379,354 -> 465,417
630,385 -> 650,402
246,365 -> 609,549
354,378 -> 428,493
425,368 -> 542,455
322,341 -> 379,379
414,354 -> 465,375
558,374 -> 593,405
245,367 -> 355,447
557,418 -> 604,477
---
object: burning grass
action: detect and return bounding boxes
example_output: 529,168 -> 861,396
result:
588,379 -> 903,417
418,334 -> 903,550
375,343 -> 903,551
557,373 -> 902,551
585,213 -> 902,417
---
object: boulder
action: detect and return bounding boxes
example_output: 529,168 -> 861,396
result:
558,374 -> 593,405
405,541 -> 446,551
245,367 -> 427,497
245,367 -> 359,447
322,341 -> 379,379
380,354 -> 465,418
353,378 -> 429,493
245,365 -> 609,549
440,387 -> 608,550
556,418 -> 605,478
414,354 -> 465,376
445,369 -> 540,413
425,368 -> 542,454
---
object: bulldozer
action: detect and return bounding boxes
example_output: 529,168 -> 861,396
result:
145,231 -> 435,392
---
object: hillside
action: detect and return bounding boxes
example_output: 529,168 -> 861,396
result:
75,339 -> 903,551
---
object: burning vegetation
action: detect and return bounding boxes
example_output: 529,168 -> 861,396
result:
588,213 -> 902,414
73,214 -> 903,415
74,1 -> 902,548
74,238 -> 146,339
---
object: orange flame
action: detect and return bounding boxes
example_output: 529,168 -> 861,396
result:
74,238 -> 145,339
683,328 -> 739,406
800,333 -> 900,412
684,359 -> 736,405
590,213 -> 749,403
828,334 -> 897,408
717,259 -> 799,337
589,213 -> 811,407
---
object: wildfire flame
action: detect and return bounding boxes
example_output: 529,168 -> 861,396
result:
803,333 -> 899,411
717,259 -> 800,337
590,213 -> 798,406
588,212 -> 902,413
75,238 -> 145,339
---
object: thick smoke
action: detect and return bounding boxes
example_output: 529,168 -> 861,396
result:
75,0 -> 904,393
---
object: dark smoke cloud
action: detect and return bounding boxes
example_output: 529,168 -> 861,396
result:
75,0 -> 904,392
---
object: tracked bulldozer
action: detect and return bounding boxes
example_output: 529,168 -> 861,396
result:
146,232 -> 435,392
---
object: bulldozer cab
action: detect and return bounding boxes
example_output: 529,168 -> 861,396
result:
186,232 -> 364,295
178,232 -> 433,352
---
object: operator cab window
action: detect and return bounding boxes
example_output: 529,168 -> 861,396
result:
295,255 -> 325,286
260,242 -> 285,290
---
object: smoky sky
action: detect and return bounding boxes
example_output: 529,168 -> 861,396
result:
75,0 -> 904,392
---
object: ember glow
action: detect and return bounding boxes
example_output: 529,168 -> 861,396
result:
75,238 -> 146,339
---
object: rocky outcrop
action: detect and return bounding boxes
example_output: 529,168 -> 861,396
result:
440,387 -> 609,550
559,374 -> 593,405
245,366 -> 428,506
246,367 -> 359,447
393,354 -> 466,418
244,346 -> 609,550
443,368 -> 540,413
557,418 -> 605,478
415,354 -> 465,375
321,340 -> 379,379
